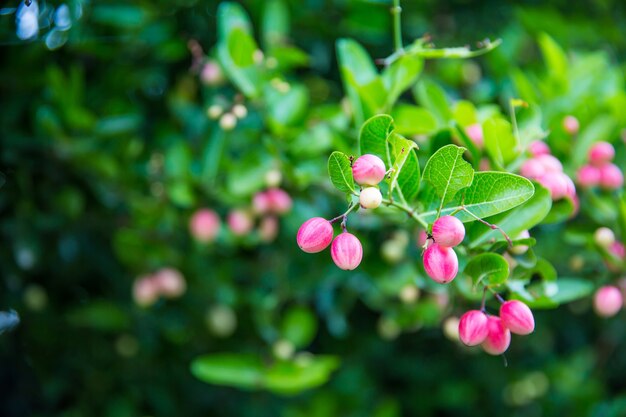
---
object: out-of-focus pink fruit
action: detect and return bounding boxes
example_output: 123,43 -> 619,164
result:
528,141 -> 550,157
520,159 -> 546,179
535,154 -> 563,173
588,141 -> 615,166
423,243 -> 459,284
576,165 -> 601,188
481,316 -> 511,355
252,192 -> 271,215
265,188 -> 292,214
593,286 -> 623,318
330,232 -> 363,270
227,209 -> 254,236
536,172 -> 570,200
432,216 -> 465,248
599,163 -> 624,190
133,276 -> 159,307
200,60 -> 224,85
562,115 -> 580,135
458,310 -> 489,346
259,216 -> 279,242
465,123 -> 484,149
153,268 -> 186,298
297,217 -> 334,253
500,300 -> 535,335
189,209 -> 221,243
352,154 -> 386,186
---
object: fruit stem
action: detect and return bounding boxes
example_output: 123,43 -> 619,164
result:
460,207 -> 513,247
391,0 -> 403,53
329,202 -> 360,231
381,198 -> 428,228
480,286 -> 488,312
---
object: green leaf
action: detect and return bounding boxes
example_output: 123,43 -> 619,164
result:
537,32 -> 568,83
264,355 -> 340,396
387,133 -> 419,202
328,151 -> 355,195
228,28 -> 257,67
217,2 -> 253,39
66,300 -> 130,332
570,115 -> 616,167
266,84 -> 309,127
359,114 -> 394,164
381,54 -> 423,107
467,182 -> 552,247
422,144 -> 474,210
483,118 -> 518,168
542,197 -> 575,224
549,278 -> 594,304
421,172 -> 535,223
405,37 -> 502,59
464,253 -> 510,288
390,105 -> 438,136
191,353 -> 264,390
262,0 -> 289,48
281,306 -> 318,348
413,79 -> 452,126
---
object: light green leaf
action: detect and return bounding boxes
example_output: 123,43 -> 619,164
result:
262,0 -> 289,48
381,54 -> 423,107
421,172 -> 535,223
413,79 -> 452,126
542,197 -> 575,224
405,38 -> 501,59
422,144 -> 474,210
467,182 -> 552,247
538,32 -> 568,83
227,28 -> 257,67
281,306 -> 318,349
483,118 -> 519,167
387,133 -> 419,202
217,2 -> 253,39
359,114 -> 394,164
328,151 -> 355,195
191,353 -> 264,390
464,253 -> 510,288
264,355 -> 340,396
390,105 -> 437,136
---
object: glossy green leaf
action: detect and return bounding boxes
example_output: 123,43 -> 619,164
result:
191,353 -> 264,390
421,172 -> 535,223
413,80 -> 452,126
542,197 -> 575,224
422,145 -> 474,209
538,32 -> 568,82
217,2 -> 253,39
262,0 -> 289,48
328,151 -> 355,195
381,54 -> 423,107
387,133 -> 419,201
464,253 -> 510,288
390,105 -> 437,136
359,114 -> 394,163
264,355 -> 340,395
483,118 -> 518,167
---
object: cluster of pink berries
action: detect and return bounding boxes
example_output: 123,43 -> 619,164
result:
423,216 -> 465,284
576,141 -> 623,190
458,300 -> 535,355
189,188 -> 292,243
594,227 -> 626,272
464,123 -> 484,149
133,268 -> 186,307
520,141 -> 576,202
593,285 -> 624,318
296,154 -> 389,270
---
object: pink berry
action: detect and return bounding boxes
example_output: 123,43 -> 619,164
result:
266,188 -> 292,214
576,165 -> 601,188
535,154 -> 563,173
588,141 -> 615,166
465,123 -> 484,149
479,158 -> 490,171
563,174 -> 577,200
610,241 -> 626,259
562,115 -> 580,135
153,268 -> 186,298
593,286 -> 623,318
423,243 -> 459,284
528,141 -> 550,157
352,154 -> 386,186
330,232 -> 363,270
133,275 -> 159,307
500,300 -> 535,335
432,215 -> 465,248
599,163 -> 624,189
458,310 -> 489,346
189,209 -> 221,243
416,229 -> 428,247
481,316 -> 511,355
200,60 -> 224,85
297,217 -> 334,253
227,209 -> 254,236
520,158 -> 546,179
252,191 -> 271,214
536,172 -> 570,200
259,216 -> 279,242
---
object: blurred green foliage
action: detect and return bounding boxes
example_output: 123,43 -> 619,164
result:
1,0 -> 626,416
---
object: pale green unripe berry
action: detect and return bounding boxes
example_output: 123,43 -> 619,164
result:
219,113 -> 237,131
207,104 -> 223,120
399,284 -> 419,304
272,339 -> 295,360
594,227 -> 615,248
359,186 -> 382,209
232,104 -> 248,119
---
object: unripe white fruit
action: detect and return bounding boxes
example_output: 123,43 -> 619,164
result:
594,227 -> 615,248
272,339 -> 295,360
207,105 -> 223,120
359,187 -> 382,209
265,169 -> 282,187
399,284 -> 420,304
232,104 -> 248,119
219,113 -> 237,131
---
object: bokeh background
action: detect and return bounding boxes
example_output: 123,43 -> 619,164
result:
1,0 -> 626,416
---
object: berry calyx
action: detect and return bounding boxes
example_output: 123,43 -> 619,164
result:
352,154 -> 386,186
500,300 -> 535,335
481,315 -> 511,355
359,186 -> 382,209
296,217 -> 334,253
458,310 -> 489,346
330,232 -> 363,270
432,215 -> 465,248
423,243 -> 459,284
593,286 -> 623,318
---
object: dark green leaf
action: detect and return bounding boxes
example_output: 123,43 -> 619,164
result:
422,144 -> 474,209
464,253 -> 510,288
